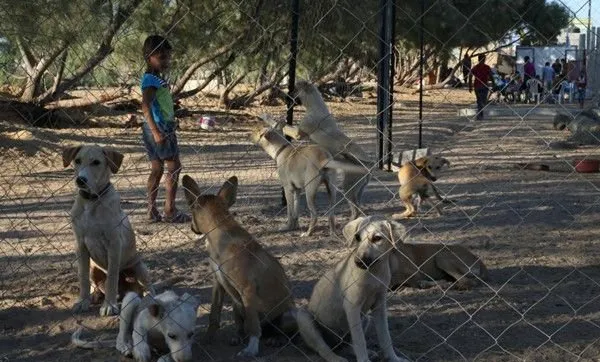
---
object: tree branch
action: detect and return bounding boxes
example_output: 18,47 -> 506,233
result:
174,53 -> 237,100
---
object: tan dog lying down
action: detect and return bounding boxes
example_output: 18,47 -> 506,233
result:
182,175 -> 293,357
251,123 -> 366,236
63,145 -> 153,316
295,216 -> 409,362
389,240 -> 488,290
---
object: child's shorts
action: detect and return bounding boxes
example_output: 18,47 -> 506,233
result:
142,122 -> 179,161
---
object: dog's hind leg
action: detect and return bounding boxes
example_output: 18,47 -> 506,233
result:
341,171 -> 366,220
295,308 -> 348,362
205,280 -> 225,343
323,175 -> 336,236
302,179 -> 322,237
230,302 -> 246,346
393,186 -> 416,219
116,291 -> 140,356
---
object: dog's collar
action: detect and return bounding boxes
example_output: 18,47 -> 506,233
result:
79,183 -> 113,201
274,143 -> 290,160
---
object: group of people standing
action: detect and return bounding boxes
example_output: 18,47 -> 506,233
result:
462,53 -> 588,120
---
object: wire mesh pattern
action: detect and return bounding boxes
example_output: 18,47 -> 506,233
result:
1,0 -> 600,361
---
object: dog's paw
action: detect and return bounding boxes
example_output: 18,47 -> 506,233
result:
116,339 -> 133,357
72,298 -> 91,313
133,343 -> 152,362
237,336 -> 259,357
99,301 -> 119,316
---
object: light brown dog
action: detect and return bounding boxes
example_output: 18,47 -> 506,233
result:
251,123 -> 366,236
63,145 -> 153,316
295,216 -> 409,362
394,156 -> 450,219
182,175 -> 293,357
389,240 -> 488,291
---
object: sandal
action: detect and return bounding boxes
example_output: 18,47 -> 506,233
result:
162,210 -> 191,224
148,210 -> 162,223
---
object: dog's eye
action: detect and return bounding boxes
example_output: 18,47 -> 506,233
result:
168,333 -> 177,340
74,158 -> 81,165
91,159 -> 101,166
371,235 -> 383,243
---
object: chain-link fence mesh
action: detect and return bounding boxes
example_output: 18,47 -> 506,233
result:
2,0 -> 600,361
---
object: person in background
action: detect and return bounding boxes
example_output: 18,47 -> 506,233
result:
576,70 -> 587,108
552,58 -> 562,77
541,61 -> 555,97
461,53 -> 472,85
560,58 -> 568,81
521,56 -> 536,95
526,75 -> 543,104
469,54 -> 492,120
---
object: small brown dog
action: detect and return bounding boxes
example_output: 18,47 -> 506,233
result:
394,155 -> 450,219
182,175 -> 293,357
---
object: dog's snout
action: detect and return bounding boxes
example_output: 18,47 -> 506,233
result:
354,255 -> 372,269
76,176 -> 87,187
429,175 -> 437,182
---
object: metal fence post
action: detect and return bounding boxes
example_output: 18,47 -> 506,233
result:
377,0 -> 392,170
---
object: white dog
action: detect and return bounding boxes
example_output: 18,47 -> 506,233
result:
72,290 -> 199,362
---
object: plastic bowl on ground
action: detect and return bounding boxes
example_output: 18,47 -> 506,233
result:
573,159 -> 600,173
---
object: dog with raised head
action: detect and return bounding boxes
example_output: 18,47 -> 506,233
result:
295,216 -> 409,362
389,239 -> 488,291
251,123 -> 366,236
393,155 -> 450,219
63,145 -> 153,316
277,80 -> 372,219
182,175 -> 293,357
72,290 -> 199,362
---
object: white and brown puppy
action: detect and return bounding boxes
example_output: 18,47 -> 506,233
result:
295,216 -> 409,362
182,175 -> 293,357
72,290 -> 199,362
389,240 -> 488,291
63,145 -> 152,316
251,123 -> 366,236
278,80 -> 372,219
394,156 -> 450,219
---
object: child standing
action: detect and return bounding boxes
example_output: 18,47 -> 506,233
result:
141,35 -> 190,223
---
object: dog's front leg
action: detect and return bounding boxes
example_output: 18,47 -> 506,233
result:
344,302 -> 369,362
280,187 -> 298,232
372,295 -> 408,362
430,184 -> 450,204
132,318 -> 152,362
237,295 -> 261,357
100,233 -> 122,316
73,236 -> 91,313
205,280 -> 225,343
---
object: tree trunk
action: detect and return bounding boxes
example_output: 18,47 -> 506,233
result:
226,62 -> 288,109
219,73 -> 248,108
174,53 -> 237,100
36,0 -> 142,105
18,40 -> 71,102
51,49 -> 68,95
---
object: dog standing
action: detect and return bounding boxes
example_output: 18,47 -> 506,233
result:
182,175 -> 293,357
251,124 -> 366,236
389,240 -> 488,291
394,156 -> 450,219
72,290 -> 199,362
63,145 -> 152,316
295,216 -> 409,362
280,80 -> 372,219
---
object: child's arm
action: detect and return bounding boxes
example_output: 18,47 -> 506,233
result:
141,87 -> 164,144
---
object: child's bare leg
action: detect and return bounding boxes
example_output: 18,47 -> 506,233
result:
147,159 -> 164,220
164,156 -> 188,221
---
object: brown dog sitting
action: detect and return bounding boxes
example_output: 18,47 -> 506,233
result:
393,155 -> 450,219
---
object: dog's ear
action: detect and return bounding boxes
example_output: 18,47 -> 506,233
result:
180,293 -> 200,312
342,216 -> 368,246
217,176 -> 238,208
102,148 -> 124,174
387,220 -> 406,245
182,175 -> 202,207
62,146 -> 82,168
148,301 -> 165,319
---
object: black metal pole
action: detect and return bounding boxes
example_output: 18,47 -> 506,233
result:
376,0 -> 390,170
386,0 -> 396,171
418,0 -> 424,149
282,0 -> 300,206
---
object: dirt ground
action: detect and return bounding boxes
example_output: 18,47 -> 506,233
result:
2,88 -> 600,362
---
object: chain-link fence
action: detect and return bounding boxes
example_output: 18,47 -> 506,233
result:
2,0 -> 600,361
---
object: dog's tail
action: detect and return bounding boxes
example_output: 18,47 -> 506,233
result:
71,326 -> 114,349
322,159 -> 368,174
293,308 -> 341,361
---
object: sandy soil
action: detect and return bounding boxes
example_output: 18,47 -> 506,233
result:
2,88 -> 600,362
